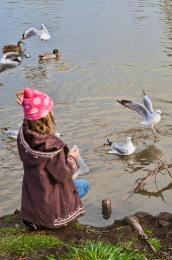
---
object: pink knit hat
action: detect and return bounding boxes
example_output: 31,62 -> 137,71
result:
22,88 -> 53,121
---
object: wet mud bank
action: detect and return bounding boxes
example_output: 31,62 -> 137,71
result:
0,210 -> 172,259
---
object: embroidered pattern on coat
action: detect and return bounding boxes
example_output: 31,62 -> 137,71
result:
67,156 -> 78,172
19,127 -> 63,158
53,206 -> 85,226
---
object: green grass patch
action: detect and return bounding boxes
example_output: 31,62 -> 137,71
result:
144,229 -> 153,236
47,256 -> 57,260
63,240 -> 147,260
148,238 -> 161,251
0,233 -> 61,257
0,226 -> 27,234
2,214 -> 16,224
75,222 -> 85,231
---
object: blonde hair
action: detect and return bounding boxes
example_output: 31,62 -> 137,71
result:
26,111 -> 56,135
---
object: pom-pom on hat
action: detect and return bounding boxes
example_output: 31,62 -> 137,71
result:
22,88 -> 53,121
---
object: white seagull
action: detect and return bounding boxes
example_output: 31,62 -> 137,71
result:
0,52 -> 21,72
108,137 -> 136,155
117,91 -> 161,141
22,24 -> 51,41
4,129 -> 19,139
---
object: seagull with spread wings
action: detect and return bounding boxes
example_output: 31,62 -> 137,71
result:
22,24 -> 51,41
117,91 -> 161,141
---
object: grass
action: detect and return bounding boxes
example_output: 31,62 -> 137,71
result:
0,230 -> 62,257
75,222 -> 85,231
63,240 -> 147,260
47,256 -> 58,260
148,238 -> 162,251
2,214 -> 16,224
144,229 -> 153,236
0,226 -> 26,234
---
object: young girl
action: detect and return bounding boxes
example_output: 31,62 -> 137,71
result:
16,87 -> 90,229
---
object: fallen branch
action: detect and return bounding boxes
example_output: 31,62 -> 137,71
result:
156,158 -> 172,178
124,215 -> 162,258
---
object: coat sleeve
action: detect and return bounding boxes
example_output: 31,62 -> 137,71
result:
45,148 -> 79,184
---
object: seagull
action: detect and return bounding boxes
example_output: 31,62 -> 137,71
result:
0,52 -> 22,72
117,91 -> 161,141
21,24 -> 51,41
4,129 -> 19,139
107,137 -> 136,155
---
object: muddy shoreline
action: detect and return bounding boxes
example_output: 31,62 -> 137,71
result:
0,210 -> 172,259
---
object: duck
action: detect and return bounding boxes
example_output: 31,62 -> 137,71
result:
0,52 -> 21,72
2,41 -> 25,54
21,24 -> 51,41
38,49 -> 61,62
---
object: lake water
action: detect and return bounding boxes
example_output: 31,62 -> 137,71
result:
0,0 -> 172,227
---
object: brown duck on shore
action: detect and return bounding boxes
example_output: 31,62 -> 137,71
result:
2,41 -> 25,54
38,49 -> 61,62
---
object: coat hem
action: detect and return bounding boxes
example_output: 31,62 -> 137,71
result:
53,206 -> 85,227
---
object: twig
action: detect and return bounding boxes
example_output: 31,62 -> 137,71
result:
124,215 -> 162,258
111,159 -> 172,210
156,157 -> 172,177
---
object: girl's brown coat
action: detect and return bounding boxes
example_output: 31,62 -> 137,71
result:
17,122 -> 85,228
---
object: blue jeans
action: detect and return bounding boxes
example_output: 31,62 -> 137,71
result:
74,179 -> 90,198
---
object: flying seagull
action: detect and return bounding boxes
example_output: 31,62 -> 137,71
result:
107,137 -> 136,155
117,91 -> 161,141
21,24 -> 51,41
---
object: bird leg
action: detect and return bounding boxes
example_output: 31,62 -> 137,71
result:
151,126 -> 159,143
154,126 -> 160,134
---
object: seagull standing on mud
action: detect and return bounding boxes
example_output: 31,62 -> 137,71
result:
21,24 -> 51,41
107,137 -> 136,155
117,91 -> 161,141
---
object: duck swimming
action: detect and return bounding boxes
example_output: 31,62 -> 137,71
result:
38,49 -> 60,62
0,52 -> 21,72
2,41 -> 25,54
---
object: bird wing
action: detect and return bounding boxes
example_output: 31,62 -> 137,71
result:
22,27 -> 39,39
3,52 -> 21,61
0,63 -> 7,72
142,91 -> 154,114
40,24 -> 51,40
117,99 -> 150,119
41,24 -> 48,33
111,143 -> 128,154
0,60 -> 18,69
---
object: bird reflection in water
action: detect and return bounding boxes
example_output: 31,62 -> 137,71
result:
23,65 -> 49,81
117,145 -> 163,174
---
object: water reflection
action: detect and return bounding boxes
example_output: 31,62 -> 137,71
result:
119,145 -> 162,174
136,182 -> 172,202
161,1 -> 172,61
1,0 -> 172,222
134,144 -> 162,164
23,65 -> 49,81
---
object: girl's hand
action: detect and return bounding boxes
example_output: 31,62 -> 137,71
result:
69,147 -> 80,159
16,91 -> 24,105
